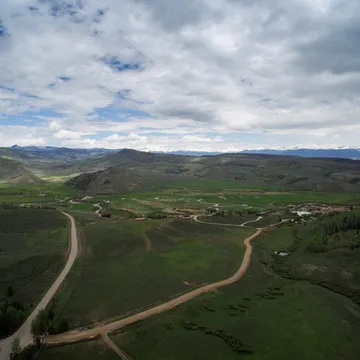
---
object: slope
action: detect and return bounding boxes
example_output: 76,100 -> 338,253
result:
0,157 -> 43,184
67,149 -> 360,193
67,167 -> 181,194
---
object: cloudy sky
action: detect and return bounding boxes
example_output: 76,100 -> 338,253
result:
0,0 -> 360,151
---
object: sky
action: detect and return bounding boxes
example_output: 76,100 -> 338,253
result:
0,0 -> 360,152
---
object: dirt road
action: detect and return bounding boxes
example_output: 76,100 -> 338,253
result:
102,332 -> 132,360
193,215 -> 262,228
0,212 -> 79,360
44,220 -> 263,345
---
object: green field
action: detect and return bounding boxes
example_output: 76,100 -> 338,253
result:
38,339 -> 120,360
2,180 -> 360,359
52,215 -> 251,328
0,208 -> 68,337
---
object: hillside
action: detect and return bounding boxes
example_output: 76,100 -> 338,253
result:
67,167 -> 180,194
0,157 -> 43,184
67,149 -> 360,193
0,146 -> 115,178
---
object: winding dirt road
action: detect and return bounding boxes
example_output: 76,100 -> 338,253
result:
0,212 -> 79,360
193,215 -> 262,228
44,217 -> 263,345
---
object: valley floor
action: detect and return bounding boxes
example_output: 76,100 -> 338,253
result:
2,182 -> 360,360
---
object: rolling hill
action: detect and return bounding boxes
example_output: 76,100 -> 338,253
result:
67,167 -> 180,194
0,157 -> 43,184
67,149 -> 360,193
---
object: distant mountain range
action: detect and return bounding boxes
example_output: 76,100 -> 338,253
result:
242,148 -> 360,160
7,145 -> 360,159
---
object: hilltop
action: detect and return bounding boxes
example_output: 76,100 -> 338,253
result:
67,149 -> 360,193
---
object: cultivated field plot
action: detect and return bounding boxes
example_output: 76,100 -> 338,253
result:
54,215 -> 252,328
0,208 -> 68,338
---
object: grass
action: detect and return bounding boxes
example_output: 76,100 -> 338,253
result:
13,184 -> 360,359
38,340 -> 120,360
257,220 -> 360,306
153,179 -> 271,191
0,208 -> 68,334
53,216 -> 252,328
109,253 -> 360,360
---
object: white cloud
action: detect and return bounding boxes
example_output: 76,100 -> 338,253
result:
0,0 -> 360,150
53,129 -> 90,140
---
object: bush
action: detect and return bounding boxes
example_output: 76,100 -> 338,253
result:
146,212 -> 167,219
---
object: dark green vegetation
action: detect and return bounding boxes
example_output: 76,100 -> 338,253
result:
31,299 -> 69,336
0,208 -> 68,338
37,340 -> 120,360
301,210 -> 360,252
52,215 -> 251,328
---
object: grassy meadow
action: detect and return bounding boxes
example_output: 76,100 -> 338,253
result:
109,259 -> 360,360
38,340 -> 119,360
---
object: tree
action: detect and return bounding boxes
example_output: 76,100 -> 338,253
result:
31,309 -> 48,336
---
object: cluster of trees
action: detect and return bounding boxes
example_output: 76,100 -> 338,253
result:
322,211 -> 360,236
300,211 -> 360,253
0,287 -> 27,338
31,299 -> 69,336
146,211 -> 167,219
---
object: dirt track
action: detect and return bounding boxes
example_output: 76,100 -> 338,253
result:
0,212 -> 79,360
143,232 -> 152,252
101,332 -> 132,360
44,217 -> 263,345
193,215 -> 262,228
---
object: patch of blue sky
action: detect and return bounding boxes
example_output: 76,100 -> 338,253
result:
102,55 -> 141,73
58,76 -> 71,81
91,107 -> 150,120
0,22 -> 9,37
0,113 -> 47,126
0,84 -> 39,99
